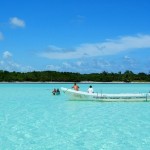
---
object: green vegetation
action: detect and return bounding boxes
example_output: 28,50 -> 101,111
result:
0,70 -> 150,82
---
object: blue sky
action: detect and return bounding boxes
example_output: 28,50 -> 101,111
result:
0,0 -> 150,73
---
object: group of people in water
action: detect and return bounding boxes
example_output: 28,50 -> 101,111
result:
52,82 -> 94,95
52,88 -> 60,95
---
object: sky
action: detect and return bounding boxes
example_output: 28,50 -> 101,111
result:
0,0 -> 150,74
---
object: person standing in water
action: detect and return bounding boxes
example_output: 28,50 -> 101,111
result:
56,89 -> 60,95
52,88 -> 57,95
72,83 -> 79,91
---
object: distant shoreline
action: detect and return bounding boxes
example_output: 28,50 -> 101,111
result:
0,81 -> 150,84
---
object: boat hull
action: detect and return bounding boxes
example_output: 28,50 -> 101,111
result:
61,87 -> 150,102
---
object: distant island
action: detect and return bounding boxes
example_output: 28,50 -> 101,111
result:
0,70 -> 150,82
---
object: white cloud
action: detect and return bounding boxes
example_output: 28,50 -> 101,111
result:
48,45 -> 64,52
123,55 -> 137,67
76,61 -> 82,66
3,51 -> 12,59
62,62 -> 72,68
20,66 -> 34,72
9,17 -> 25,28
39,34 -> 150,59
0,32 -> 4,40
124,55 -> 130,59
0,51 -> 33,72
46,64 -> 60,71
0,60 -> 4,65
42,54 -> 149,73
0,58 -> 20,71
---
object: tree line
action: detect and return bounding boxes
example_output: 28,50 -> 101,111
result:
0,70 -> 150,82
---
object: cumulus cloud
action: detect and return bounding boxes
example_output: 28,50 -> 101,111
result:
48,45 -> 64,52
0,32 -> 4,40
0,60 -> 4,65
0,51 -> 33,72
9,17 -> 25,28
3,51 -> 12,59
46,64 -> 61,71
42,53 -> 149,73
123,55 -> 137,68
39,34 -> 150,59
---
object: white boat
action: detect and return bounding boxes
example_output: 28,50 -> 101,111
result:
61,87 -> 150,102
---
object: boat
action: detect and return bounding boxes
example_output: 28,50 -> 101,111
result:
61,87 -> 150,102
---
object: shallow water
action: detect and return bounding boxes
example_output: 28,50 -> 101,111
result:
0,83 -> 150,150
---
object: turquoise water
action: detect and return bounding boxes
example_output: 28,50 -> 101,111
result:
0,83 -> 150,150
